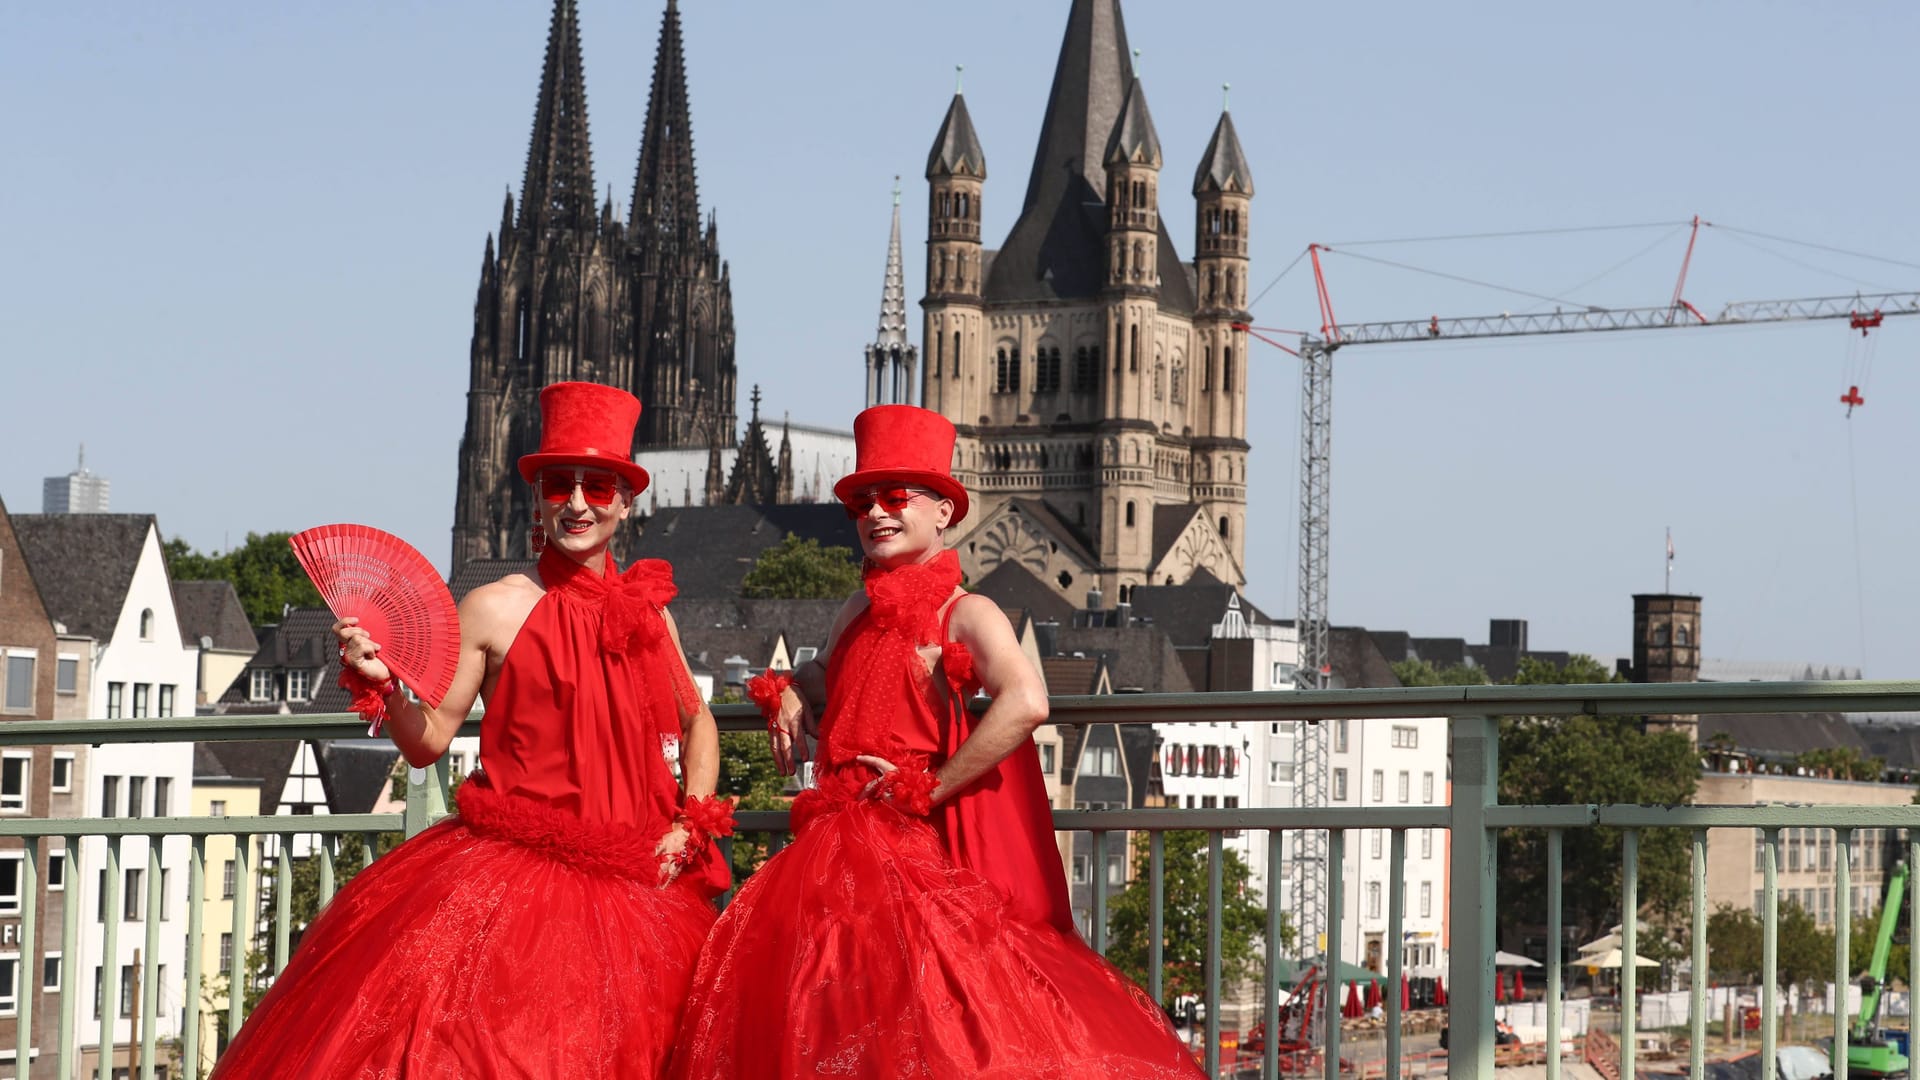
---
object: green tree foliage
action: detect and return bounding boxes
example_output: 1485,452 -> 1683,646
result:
1391,658 -> 1490,687
1106,830 -> 1278,1008
1494,656 -> 1700,948
164,532 -> 323,626
711,687 -> 796,883
1797,746 -> 1886,782
1707,901 -> 1834,991
739,533 -> 863,600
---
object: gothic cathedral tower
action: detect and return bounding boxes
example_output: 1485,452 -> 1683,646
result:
452,0 -> 736,567
921,0 -> 1253,603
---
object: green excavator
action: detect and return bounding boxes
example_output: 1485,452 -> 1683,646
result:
1842,859 -> 1910,1080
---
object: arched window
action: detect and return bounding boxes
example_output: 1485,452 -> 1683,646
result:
1170,361 -> 1185,405
139,609 -> 154,640
1202,345 -> 1214,391
939,191 -> 952,219
1677,624 -> 1692,646
1653,625 -> 1670,646
952,331 -> 961,376
1125,501 -> 1136,528
1219,516 -> 1230,539
1129,325 -> 1139,372
1223,346 -> 1235,392
995,348 -> 1016,394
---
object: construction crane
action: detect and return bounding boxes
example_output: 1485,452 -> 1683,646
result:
1237,218 -> 1918,1029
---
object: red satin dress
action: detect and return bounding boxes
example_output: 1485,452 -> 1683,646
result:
214,550 -> 724,1079
671,551 -> 1201,1079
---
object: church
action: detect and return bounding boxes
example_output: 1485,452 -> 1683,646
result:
916,0 -> 1255,603
450,0 -> 748,565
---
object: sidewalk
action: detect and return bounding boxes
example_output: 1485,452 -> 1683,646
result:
1495,1063 -> 1608,1080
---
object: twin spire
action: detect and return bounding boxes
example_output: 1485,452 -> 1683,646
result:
515,0 -> 701,238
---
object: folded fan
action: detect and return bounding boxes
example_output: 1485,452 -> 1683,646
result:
289,524 -> 461,709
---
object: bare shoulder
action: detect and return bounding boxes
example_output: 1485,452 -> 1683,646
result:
459,574 -> 543,646
947,592 -> 1011,638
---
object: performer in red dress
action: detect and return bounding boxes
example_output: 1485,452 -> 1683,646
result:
214,382 -> 732,1079
671,405 -> 1201,1079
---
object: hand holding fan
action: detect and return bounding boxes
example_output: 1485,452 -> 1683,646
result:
289,524 -> 462,711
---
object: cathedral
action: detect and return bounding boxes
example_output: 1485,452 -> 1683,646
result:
451,0 -> 738,565
921,0 -> 1255,602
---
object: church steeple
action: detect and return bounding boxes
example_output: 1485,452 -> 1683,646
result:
630,0 -> 701,245
518,0 -> 597,235
866,179 -> 918,406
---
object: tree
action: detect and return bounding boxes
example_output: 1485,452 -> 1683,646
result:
1391,658 -> 1490,687
739,533 -> 863,600
1707,901 -> 1833,994
164,532 -> 323,625
1495,656 -> 1700,950
711,687 -> 797,883
1798,746 -> 1885,782
1850,903 -> 1910,987
1106,830 -> 1276,1008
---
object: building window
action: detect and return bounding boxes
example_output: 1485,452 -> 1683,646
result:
106,681 -> 124,718
1072,856 -> 1089,884
1332,769 -> 1348,801
1334,719 -> 1349,753
96,871 -> 106,923
124,868 -> 144,921
1074,347 -> 1097,391
0,854 -> 23,916
286,670 -> 310,703
1036,347 -> 1062,393
1820,831 -> 1832,872
994,348 -> 1020,394
1422,772 -> 1434,804
1223,346 -> 1235,392
222,859 -> 237,900
1085,745 -> 1119,778
47,851 -> 64,892
1128,325 -> 1139,372
0,753 -> 29,813
1754,829 -> 1766,872
154,777 -> 171,818
1420,828 -> 1433,859
139,609 -> 154,640
1391,725 -> 1418,748
1371,831 -> 1383,859
1397,771 -> 1410,803
1202,746 -> 1220,778
132,683 -> 149,718
41,953 -> 60,993
3,653 -> 33,713
219,933 -> 233,972
1269,761 -> 1294,784
1370,770 -> 1384,802
101,775 -> 119,818
1367,882 -> 1382,919
120,964 -> 134,1018
52,752 -> 73,794
249,669 -> 273,702
1420,881 -> 1433,918
158,684 -> 175,717
1039,745 -> 1055,774
56,655 -> 78,696
0,953 -> 17,1017
1107,855 -> 1126,886
128,777 -> 145,819
1124,501 -> 1135,528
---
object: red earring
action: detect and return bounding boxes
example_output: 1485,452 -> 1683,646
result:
529,507 -> 547,555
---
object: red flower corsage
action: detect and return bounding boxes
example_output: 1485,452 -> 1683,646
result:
941,642 -> 980,699
745,670 -> 795,732
338,667 -> 399,737
876,764 -> 940,817
670,794 -> 738,869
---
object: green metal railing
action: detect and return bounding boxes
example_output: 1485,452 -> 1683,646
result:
0,680 -> 1915,1079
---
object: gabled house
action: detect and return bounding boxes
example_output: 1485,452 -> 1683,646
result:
171,581 -> 257,709
11,513 -> 196,1077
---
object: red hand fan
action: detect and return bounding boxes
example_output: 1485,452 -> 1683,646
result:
289,524 -> 461,709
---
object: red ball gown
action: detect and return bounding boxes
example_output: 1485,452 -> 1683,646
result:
214,550 -> 725,1079
671,551 -> 1201,1079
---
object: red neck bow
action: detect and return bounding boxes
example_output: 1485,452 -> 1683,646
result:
538,548 -> 679,656
863,549 -> 962,641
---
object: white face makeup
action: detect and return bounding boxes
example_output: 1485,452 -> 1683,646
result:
848,485 -> 953,568
537,467 -> 632,558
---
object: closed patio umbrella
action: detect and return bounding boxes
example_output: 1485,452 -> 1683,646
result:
1365,980 -> 1381,1009
1494,970 -> 1508,1003
1434,977 -> 1447,1006
1514,969 -> 1527,999
1400,974 -> 1411,1011
1343,981 -> 1364,1018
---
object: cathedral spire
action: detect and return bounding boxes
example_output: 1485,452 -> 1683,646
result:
867,180 -> 920,407
875,178 -> 910,348
630,0 -> 701,241
518,0 -> 597,235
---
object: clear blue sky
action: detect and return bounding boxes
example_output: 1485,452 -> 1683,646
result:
4,1 -> 1916,678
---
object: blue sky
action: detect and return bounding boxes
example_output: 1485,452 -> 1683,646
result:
4,1 -> 1916,677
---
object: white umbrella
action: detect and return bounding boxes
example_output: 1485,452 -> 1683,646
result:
1586,948 -> 1658,969
1494,950 -> 1542,968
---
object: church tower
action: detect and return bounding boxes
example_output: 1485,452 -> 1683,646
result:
921,0 -> 1253,604
865,180 -> 918,406
453,0 -> 737,567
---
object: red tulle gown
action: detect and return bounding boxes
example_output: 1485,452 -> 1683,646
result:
671,551 -> 1202,1079
214,550 -> 725,1079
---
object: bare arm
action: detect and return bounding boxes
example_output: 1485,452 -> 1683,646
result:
927,594 -> 1049,804
769,592 -> 863,773
661,608 -> 718,800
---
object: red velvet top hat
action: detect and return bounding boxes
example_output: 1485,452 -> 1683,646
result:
832,405 -> 970,525
517,381 -> 651,494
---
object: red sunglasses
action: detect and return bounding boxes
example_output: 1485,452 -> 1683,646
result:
537,468 -> 623,507
842,486 -> 935,520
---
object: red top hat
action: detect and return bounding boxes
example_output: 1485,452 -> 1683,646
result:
517,382 -> 651,494
832,405 -> 969,525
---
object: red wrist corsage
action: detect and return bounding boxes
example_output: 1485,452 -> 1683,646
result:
876,765 -> 939,817
745,670 -> 795,732
338,667 -> 400,737
670,794 -> 738,868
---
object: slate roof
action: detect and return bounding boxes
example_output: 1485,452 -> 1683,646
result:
1051,624 -> 1192,694
449,559 -> 536,604
1102,78 -> 1161,167
1006,498 -> 1098,569
1041,655 -> 1102,696
173,580 -> 257,653
670,597 -> 843,684
630,505 -> 862,599
196,740 -> 299,809
1125,579 -> 1275,650
323,743 -> 401,814
1857,723 -> 1920,771
1150,504 -> 1203,569
1192,109 -> 1254,196
925,93 -> 987,179
981,0 -> 1194,311
971,561 -> 1076,626
10,514 -> 155,640
220,606 -> 353,714
1328,627 -> 1405,691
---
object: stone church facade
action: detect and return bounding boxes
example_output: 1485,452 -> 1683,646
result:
452,0 -> 737,566
920,0 -> 1255,603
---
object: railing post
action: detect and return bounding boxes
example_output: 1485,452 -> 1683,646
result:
1447,713 -> 1498,1080
140,840 -> 162,1079
1690,829 -> 1707,1080
58,835 -> 79,1080
184,835 -> 205,1080
1206,830 -> 1223,1078
1622,829 -> 1639,1080
1834,828 -> 1851,1080
16,836 -> 35,1080
1264,828 -> 1282,1080
1325,827 -> 1345,1080
101,837 -> 122,1080
1762,828 -> 1779,1080
404,759 -> 451,839
1548,829 -> 1563,1080
1150,831 -> 1165,1007
1092,830 -> 1109,956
